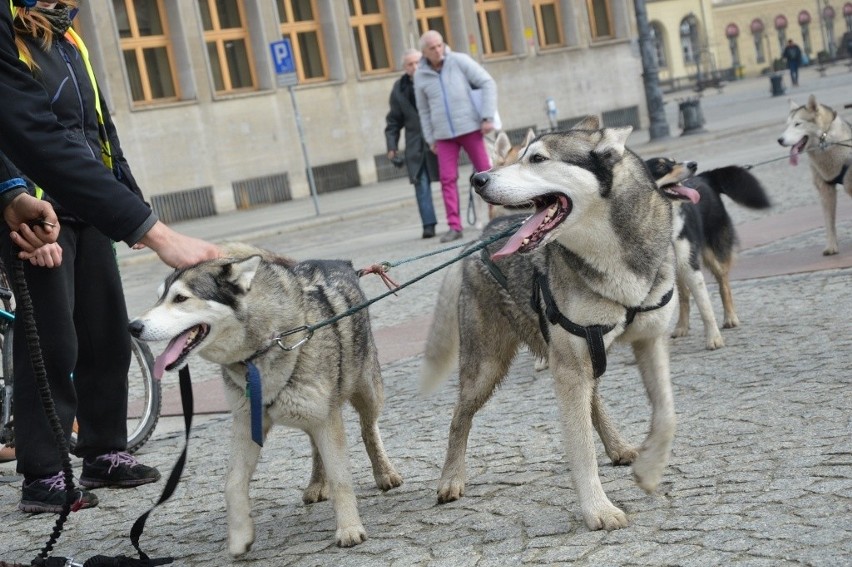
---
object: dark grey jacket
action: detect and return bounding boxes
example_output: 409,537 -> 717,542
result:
385,73 -> 439,184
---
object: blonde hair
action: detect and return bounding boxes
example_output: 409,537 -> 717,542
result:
14,1 -> 79,69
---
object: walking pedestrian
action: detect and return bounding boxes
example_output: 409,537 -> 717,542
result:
782,39 -> 803,87
0,0 -> 220,514
385,49 -> 439,239
414,30 -> 497,243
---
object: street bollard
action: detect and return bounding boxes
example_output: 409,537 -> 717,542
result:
677,97 -> 706,135
769,73 -> 785,96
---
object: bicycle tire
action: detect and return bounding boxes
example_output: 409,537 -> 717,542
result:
0,326 -> 13,446
69,336 -> 161,454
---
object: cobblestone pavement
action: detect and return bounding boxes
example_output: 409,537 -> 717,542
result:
2,70 -> 851,565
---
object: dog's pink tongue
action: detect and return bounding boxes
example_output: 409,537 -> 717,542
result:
153,330 -> 192,380
672,184 -> 701,204
789,147 -> 799,166
491,207 -> 550,261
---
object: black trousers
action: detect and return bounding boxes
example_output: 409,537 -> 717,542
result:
2,223 -> 131,477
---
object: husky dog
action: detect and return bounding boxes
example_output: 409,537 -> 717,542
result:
421,118 -> 694,531
645,159 -> 771,349
778,95 -> 852,255
128,244 -> 402,557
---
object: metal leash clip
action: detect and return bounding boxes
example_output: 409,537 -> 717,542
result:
274,326 -> 313,351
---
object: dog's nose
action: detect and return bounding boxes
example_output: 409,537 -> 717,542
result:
471,172 -> 491,195
776,137 -> 784,146
686,160 -> 698,172
128,319 -> 144,338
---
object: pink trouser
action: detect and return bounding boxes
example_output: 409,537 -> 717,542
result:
435,130 -> 492,231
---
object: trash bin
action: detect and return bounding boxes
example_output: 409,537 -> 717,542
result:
769,73 -> 785,97
677,97 -> 705,135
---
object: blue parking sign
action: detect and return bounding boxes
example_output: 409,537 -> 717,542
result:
270,38 -> 298,86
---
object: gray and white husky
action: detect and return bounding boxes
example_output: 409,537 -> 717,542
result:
778,94 -> 852,255
129,244 -> 402,557
421,117 -> 693,531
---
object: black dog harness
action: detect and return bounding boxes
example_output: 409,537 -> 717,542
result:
478,249 -> 672,380
827,164 -> 849,186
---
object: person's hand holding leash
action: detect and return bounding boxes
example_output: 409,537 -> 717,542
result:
24,241 -> 62,267
3,193 -> 60,257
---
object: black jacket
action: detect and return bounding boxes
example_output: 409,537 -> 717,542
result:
384,73 -> 439,184
0,4 -> 156,245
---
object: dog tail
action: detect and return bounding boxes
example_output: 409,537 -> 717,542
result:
698,166 -> 772,209
420,261 -> 463,395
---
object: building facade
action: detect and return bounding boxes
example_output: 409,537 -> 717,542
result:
647,0 -> 852,88
70,1 -> 647,222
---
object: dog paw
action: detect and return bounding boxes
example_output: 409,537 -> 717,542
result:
632,453 -> 665,494
375,469 -> 403,491
302,482 -> 329,504
705,333 -> 724,350
670,326 -> 689,339
722,316 -> 739,329
436,478 -> 464,503
822,247 -> 838,256
607,446 -> 639,466
228,529 -> 255,557
583,504 -> 629,531
336,524 -> 367,547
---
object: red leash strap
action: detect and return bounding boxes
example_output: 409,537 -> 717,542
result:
357,263 -> 400,293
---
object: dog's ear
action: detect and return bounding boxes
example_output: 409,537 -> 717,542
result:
572,116 -> 600,130
523,128 -> 536,147
594,126 -> 632,162
788,98 -> 799,110
494,131 -> 511,161
221,255 -> 262,293
806,94 -> 818,112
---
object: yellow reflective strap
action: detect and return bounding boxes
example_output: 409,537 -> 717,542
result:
65,28 -> 112,170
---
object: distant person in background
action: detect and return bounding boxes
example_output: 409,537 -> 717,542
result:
385,49 -> 438,239
415,30 -> 497,243
782,39 -> 803,87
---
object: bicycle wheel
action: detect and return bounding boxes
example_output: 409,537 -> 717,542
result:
69,336 -> 161,454
0,326 -> 13,446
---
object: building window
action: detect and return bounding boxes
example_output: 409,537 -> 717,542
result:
649,22 -> 666,68
348,0 -> 391,73
276,0 -> 327,82
112,0 -> 179,104
198,0 -> 257,93
587,0 -> 613,40
680,14 -> 699,64
413,0 -> 448,40
531,0 -> 563,49
474,0 -> 510,56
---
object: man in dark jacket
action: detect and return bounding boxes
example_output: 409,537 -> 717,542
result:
782,39 -> 803,86
385,49 -> 438,238
0,1 -> 219,268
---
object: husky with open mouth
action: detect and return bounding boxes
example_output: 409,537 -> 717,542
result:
128,244 -> 402,557
421,117 -> 692,531
778,94 -> 852,255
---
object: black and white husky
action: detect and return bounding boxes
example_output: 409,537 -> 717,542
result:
421,117 -> 693,532
645,158 -> 771,349
129,244 -> 402,557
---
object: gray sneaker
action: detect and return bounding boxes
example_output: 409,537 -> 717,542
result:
440,229 -> 463,243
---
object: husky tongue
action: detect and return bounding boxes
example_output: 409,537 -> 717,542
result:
789,146 -> 799,166
153,329 -> 194,380
491,207 -> 552,261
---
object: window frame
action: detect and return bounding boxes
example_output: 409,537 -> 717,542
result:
198,0 -> 258,94
586,0 -> 614,41
531,0 -> 564,50
348,0 -> 393,74
413,0 -> 449,40
113,0 -> 181,105
276,0 -> 329,83
474,0 -> 511,57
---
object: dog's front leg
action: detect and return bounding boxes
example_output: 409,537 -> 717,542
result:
630,336 -> 676,493
812,173 -> 839,255
309,412 -> 367,547
552,349 -> 628,531
225,410 -> 263,557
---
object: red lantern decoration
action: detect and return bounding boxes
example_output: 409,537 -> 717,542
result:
750,18 -> 765,34
799,10 -> 812,25
823,5 -> 836,20
725,23 -> 740,38
775,15 -> 788,29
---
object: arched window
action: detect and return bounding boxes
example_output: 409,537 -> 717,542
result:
775,15 -> 788,52
679,14 -> 699,64
750,18 -> 765,64
725,23 -> 740,67
799,11 -> 812,54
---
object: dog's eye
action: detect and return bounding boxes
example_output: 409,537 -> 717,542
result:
529,153 -> 548,163
172,294 -> 188,304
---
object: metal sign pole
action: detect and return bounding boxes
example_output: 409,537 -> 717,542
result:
270,38 -> 320,216
288,85 -> 320,216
